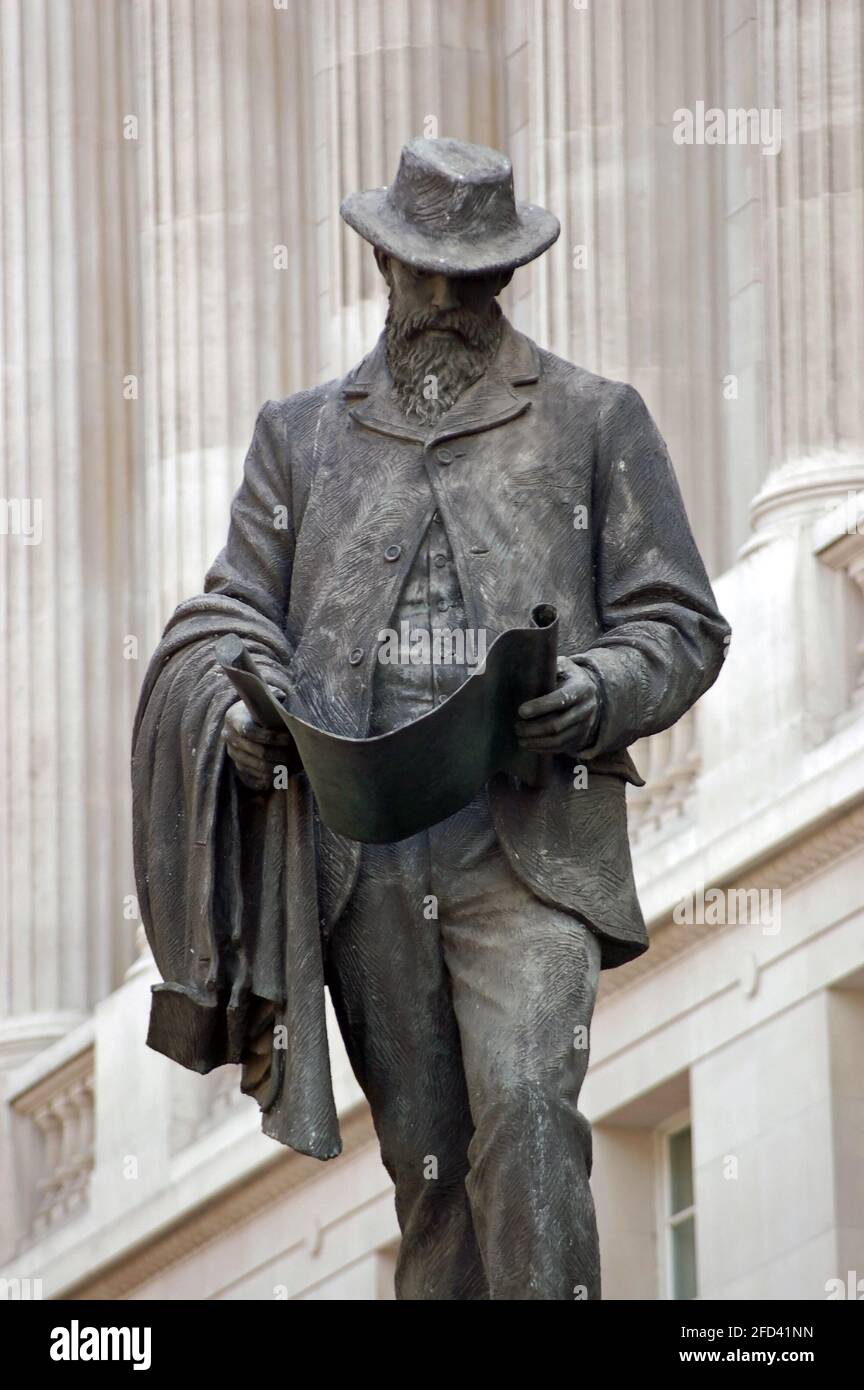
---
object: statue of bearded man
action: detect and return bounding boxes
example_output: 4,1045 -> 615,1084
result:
133,138 -> 730,1301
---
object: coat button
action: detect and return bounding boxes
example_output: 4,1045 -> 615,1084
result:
437,599 -> 449,612
348,647 -> 364,665
384,544 -> 402,561
437,448 -> 454,465
434,553 -> 447,567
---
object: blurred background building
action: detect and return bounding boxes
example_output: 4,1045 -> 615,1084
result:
1,0 -> 863,1300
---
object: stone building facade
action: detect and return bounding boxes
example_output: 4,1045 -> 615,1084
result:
1,0 -> 863,1299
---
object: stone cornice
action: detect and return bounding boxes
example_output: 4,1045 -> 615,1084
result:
600,798 -> 864,1000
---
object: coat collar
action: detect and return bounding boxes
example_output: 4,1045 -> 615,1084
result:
342,317 -> 540,447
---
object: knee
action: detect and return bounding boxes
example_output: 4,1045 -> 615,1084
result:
377,1110 -> 472,1197
469,1078 -> 593,1176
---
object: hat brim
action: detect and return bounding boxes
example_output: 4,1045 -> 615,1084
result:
340,188 -> 560,277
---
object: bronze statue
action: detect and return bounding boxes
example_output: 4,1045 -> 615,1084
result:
132,138 -> 730,1300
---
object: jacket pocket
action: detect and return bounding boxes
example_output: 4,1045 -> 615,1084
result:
583,747 -> 645,788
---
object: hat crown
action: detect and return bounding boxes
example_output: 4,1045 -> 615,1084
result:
388,138 -> 519,243
339,135 -> 559,276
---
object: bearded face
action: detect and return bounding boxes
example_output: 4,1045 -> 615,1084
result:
382,268 -> 505,425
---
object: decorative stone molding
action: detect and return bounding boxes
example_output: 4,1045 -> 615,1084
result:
170,1064 -> 253,1155
627,710 -> 700,844
12,1048 -> 95,1249
0,1013 -> 89,1073
745,457 -> 864,555
66,1106 -> 377,1301
600,799 -> 864,1000
814,489 -> 864,704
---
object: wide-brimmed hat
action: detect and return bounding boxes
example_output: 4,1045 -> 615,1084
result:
340,137 -> 560,278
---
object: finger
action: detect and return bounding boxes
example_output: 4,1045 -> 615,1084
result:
226,741 -> 268,769
517,680 -> 589,720
230,752 -> 270,784
224,705 -> 256,738
229,721 -> 292,748
515,697 -> 594,739
224,705 -> 291,745
238,725 -> 293,748
227,737 -> 288,768
518,714 -> 595,749
225,730 -> 274,758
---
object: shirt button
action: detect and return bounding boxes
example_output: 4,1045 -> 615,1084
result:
383,544 -> 402,561
434,554 -> 447,568
348,647 -> 364,665
437,448 -> 454,465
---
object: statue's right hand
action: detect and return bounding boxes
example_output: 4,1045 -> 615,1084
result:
221,701 -> 295,793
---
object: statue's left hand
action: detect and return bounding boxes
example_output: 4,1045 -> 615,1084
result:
515,656 -> 601,754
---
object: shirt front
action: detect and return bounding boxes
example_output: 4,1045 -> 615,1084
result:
369,507 -> 473,736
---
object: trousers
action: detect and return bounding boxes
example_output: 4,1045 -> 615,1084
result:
322,788 -> 603,1301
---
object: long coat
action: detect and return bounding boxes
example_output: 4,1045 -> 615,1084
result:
132,318 -> 730,1158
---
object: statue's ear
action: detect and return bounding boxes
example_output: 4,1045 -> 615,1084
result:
374,247 -> 391,283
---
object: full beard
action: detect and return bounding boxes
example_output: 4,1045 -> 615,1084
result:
384,300 -> 503,425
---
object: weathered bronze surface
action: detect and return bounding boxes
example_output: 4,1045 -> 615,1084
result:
132,137 -> 730,1300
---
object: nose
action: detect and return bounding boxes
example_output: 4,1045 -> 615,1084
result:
428,275 -> 460,312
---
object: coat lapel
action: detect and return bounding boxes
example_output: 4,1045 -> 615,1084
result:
345,319 -> 540,447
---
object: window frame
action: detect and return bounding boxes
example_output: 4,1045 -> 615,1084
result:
655,1107 -> 698,1301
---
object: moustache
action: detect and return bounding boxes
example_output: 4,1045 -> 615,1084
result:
396,307 -> 493,349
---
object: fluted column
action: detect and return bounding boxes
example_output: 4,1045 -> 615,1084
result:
720,0 -> 768,558
135,0 -> 322,635
508,0 -> 729,577
312,0 -> 501,380
0,0 -> 141,1064
749,0 -> 864,543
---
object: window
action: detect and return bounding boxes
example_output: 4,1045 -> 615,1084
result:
658,1114 -> 698,1299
